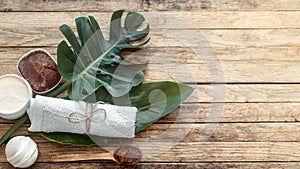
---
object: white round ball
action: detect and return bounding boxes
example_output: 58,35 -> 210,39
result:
5,136 -> 38,168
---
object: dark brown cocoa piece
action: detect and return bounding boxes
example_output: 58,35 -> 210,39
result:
113,145 -> 142,165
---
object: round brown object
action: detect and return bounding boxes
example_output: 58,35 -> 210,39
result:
113,145 -> 142,165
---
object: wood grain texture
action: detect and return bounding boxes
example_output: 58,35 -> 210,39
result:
146,0 -> 300,11
162,103 -> 300,123
1,0 -> 300,12
3,162 -> 300,169
0,66 -> 298,101
1,26 -> 300,48
187,84 -> 300,103
1,47 -> 300,83
0,77 -> 296,102
0,12 -> 300,48
1,46 -> 300,64
2,58 -> 300,83
0,0 -> 142,12
139,123 -> 300,142
0,11 -> 300,29
3,122 -> 300,142
0,0 -> 299,168
1,103 -> 299,123
2,142 -> 300,162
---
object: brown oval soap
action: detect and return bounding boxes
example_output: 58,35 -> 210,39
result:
18,49 -> 61,93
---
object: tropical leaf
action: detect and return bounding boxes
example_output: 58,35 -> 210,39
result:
57,10 -> 150,101
40,133 -> 96,146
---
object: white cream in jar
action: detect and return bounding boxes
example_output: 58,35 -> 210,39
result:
0,74 -> 32,119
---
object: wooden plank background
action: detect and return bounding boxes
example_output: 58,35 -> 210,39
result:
0,0 -> 299,168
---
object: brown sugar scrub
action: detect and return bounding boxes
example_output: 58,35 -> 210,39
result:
18,49 -> 61,93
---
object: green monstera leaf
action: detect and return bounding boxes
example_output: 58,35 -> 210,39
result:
57,10 -> 150,101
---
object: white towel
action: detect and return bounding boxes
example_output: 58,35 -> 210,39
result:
27,95 -> 137,138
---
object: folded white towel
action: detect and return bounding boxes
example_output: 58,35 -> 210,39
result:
27,95 -> 137,138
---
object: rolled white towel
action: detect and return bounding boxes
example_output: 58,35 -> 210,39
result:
27,95 -> 137,138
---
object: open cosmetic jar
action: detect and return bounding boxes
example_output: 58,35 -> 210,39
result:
17,48 -> 62,94
0,74 -> 33,119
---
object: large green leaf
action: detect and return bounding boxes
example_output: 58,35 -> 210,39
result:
57,10 -> 150,101
41,81 -> 194,145
40,133 -> 96,146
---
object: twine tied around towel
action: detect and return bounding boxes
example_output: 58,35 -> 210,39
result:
43,102 -> 107,134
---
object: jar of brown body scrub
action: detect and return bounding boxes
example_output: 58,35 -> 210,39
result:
18,49 -> 61,94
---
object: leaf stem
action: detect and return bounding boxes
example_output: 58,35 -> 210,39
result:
0,114 -> 28,146
0,80 -> 72,147
48,80 -> 72,97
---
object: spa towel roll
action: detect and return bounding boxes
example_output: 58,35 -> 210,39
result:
27,95 -> 137,138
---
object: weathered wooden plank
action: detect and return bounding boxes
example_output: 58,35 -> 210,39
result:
3,122 -> 300,142
0,61 -> 299,101
188,84 -> 300,103
1,0 -> 300,12
0,12 -> 300,48
2,142 -> 300,162
29,84 -> 300,103
1,12 -> 300,30
1,103 -> 299,124
1,25 -> 300,47
139,123 -> 300,142
3,162 -> 300,169
0,0 -> 142,12
145,62 -> 300,83
146,0 -> 300,11
142,142 -> 300,162
1,60 -> 299,83
1,46 -> 300,64
1,12 -> 300,48
153,11 -> 300,29
0,74 -> 297,102
1,47 -> 300,83
161,103 -> 300,123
